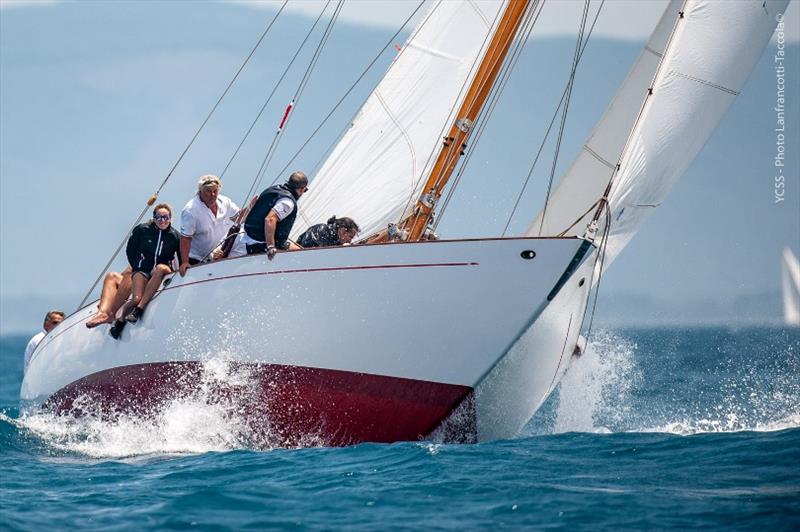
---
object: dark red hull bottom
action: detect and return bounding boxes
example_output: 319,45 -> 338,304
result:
44,362 -> 476,447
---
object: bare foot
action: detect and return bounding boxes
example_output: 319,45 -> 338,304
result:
86,311 -> 110,329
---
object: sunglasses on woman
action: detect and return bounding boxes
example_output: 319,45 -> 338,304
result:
153,214 -> 171,222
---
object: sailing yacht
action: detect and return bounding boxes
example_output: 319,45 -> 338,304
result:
783,247 -> 800,326
21,0 -> 788,446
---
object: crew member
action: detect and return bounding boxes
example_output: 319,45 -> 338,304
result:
24,310 -> 65,373
179,174 -> 241,276
297,216 -> 360,248
109,203 -> 182,338
243,171 -> 309,260
85,267 -> 133,328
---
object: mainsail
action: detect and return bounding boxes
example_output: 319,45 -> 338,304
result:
783,247 -> 800,326
529,0 -> 788,270
292,0 -> 506,239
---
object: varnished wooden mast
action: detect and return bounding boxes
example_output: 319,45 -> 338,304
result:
402,0 -> 532,241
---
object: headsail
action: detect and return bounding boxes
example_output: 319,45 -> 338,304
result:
783,247 -> 800,326
527,0 -> 682,238
292,0 -> 506,239
599,0 -> 789,266
529,0 -> 788,272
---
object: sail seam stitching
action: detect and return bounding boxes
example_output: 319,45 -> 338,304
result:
467,0 -> 491,29
374,89 -> 418,185
583,144 -> 615,170
644,44 -> 663,58
672,71 -> 739,96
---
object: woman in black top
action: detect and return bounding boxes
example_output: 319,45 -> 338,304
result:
297,216 -> 360,248
110,203 -> 181,338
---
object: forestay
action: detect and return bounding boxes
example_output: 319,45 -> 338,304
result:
292,0 -> 506,239
599,0 -> 788,267
527,0 -> 682,238
530,0 -> 787,271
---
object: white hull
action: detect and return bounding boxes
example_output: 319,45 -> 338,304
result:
22,237 -> 593,444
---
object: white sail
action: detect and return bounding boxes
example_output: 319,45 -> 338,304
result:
597,0 -> 789,266
527,0 -> 682,238
783,247 -> 800,326
293,0 -> 506,239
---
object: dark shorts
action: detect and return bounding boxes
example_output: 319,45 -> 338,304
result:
188,257 -> 201,265
246,243 -> 267,255
132,263 -> 173,279
131,267 -> 152,280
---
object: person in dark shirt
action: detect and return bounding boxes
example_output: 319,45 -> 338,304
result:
243,171 -> 309,260
297,216 -> 360,248
110,203 -> 182,338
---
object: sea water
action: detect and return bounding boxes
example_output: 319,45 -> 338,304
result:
1,327 -> 798,529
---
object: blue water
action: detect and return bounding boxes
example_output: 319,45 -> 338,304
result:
1,327 -> 799,529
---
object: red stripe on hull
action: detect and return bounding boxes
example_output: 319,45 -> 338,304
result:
44,362 -> 476,447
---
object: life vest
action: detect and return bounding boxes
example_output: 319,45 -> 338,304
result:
244,184 -> 298,247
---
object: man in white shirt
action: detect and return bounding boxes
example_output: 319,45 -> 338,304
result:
24,310 -> 65,374
179,175 -> 241,276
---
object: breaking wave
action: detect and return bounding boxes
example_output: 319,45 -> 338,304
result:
550,328 -> 800,436
12,357 -> 326,459
6,326 -> 799,458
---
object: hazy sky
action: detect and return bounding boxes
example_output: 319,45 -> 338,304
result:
1,0 -> 798,330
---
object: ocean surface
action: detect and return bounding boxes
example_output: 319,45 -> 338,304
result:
1,327 -> 798,530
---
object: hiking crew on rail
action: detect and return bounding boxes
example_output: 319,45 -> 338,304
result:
243,171 -> 309,260
66,170 -> 362,341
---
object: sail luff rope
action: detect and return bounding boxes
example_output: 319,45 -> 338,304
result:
220,1 -> 331,181
500,0 -> 605,237
245,0 -> 344,201
588,0 -> 687,230
268,0 -> 428,186
536,0 -> 591,236
77,2 -> 288,310
579,2 -> 687,346
434,0 -> 544,231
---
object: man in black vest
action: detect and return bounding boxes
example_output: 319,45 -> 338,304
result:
243,171 -> 309,260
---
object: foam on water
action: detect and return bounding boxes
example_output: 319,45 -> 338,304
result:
11,356 -> 326,458
552,330 -> 639,434
552,328 -> 800,436
6,327 -> 799,457
649,413 -> 800,436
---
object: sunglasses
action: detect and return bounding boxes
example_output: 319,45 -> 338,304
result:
154,214 -> 171,222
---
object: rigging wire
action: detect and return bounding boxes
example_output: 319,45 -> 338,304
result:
244,0 -> 344,202
295,0 -> 442,231
536,0 -> 591,236
219,1 -> 331,181
501,0 -> 605,237
78,2 -> 288,310
581,203 -> 613,347
434,0 -> 545,231
267,0 -> 428,186
581,2 -> 686,346
395,0 -> 506,227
